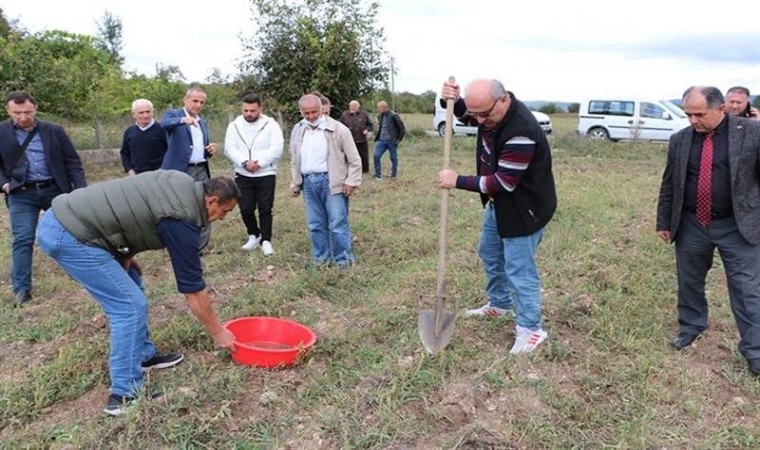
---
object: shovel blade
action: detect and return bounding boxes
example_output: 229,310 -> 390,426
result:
418,309 -> 456,355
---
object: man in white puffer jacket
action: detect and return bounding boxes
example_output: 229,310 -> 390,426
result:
224,93 -> 284,255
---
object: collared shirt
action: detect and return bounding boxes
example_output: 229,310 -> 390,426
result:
137,119 -> 156,131
379,113 -> 392,141
684,116 -> 731,216
184,109 -> 206,163
299,120 -> 329,175
14,122 -> 52,181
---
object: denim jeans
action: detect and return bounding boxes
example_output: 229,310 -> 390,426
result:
301,173 -> 354,266
37,210 -> 156,398
7,185 -> 61,294
479,204 -> 544,330
374,140 -> 398,177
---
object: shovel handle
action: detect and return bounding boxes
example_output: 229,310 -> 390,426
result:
435,76 -> 455,312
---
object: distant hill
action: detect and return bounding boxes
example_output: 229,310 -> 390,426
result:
523,100 -> 575,112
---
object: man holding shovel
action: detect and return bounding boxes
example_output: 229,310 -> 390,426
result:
437,79 -> 557,354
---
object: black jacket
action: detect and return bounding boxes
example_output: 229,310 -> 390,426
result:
455,93 -> 557,237
374,110 -> 406,143
0,119 -> 87,193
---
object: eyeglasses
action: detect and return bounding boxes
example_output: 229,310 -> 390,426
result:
465,97 -> 501,118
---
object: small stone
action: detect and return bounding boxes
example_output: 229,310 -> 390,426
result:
177,387 -> 197,399
266,265 -> 275,271
526,372 -> 540,381
258,391 -> 278,405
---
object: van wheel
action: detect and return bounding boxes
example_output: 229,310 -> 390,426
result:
437,122 -> 446,137
587,127 -> 609,140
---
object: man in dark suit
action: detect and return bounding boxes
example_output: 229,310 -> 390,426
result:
0,91 -> 87,306
160,87 -> 217,251
657,86 -> 760,376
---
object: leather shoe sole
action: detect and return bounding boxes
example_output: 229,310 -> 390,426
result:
670,332 -> 700,350
11,290 -> 32,307
748,359 -> 760,377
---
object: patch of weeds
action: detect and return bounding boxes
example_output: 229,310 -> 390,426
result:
0,340 -> 105,427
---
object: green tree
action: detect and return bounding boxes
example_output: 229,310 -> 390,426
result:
0,7 -> 14,39
241,0 -> 387,123
0,30 -> 117,119
567,102 -> 580,113
95,10 -> 124,67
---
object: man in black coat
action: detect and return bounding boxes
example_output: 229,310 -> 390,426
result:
0,91 -> 87,306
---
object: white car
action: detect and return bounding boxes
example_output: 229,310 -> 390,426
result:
576,98 -> 689,141
433,98 -> 552,136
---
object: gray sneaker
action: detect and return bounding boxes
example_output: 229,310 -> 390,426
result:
464,302 -> 514,318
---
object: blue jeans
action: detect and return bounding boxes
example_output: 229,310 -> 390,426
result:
37,210 -> 156,397
301,173 -> 354,266
7,185 -> 61,293
374,140 -> 398,177
479,204 -> 544,330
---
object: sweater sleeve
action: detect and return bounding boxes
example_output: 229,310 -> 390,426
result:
456,136 -> 537,194
119,128 -> 132,172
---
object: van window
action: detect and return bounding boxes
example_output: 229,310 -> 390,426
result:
641,102 -> 667,119
588,100 -> 634,117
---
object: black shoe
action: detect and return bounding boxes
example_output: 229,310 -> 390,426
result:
670,332 -> 700,350
141,352 -> 184,371
748,359 -> 760,377
103,392 -> 165,416
11,290 -> 31,307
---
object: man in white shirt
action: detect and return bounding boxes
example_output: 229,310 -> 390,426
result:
290,94 -> 362,267
224,94 -> 284,255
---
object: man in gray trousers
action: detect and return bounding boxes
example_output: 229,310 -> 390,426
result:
657,85 -> 760,377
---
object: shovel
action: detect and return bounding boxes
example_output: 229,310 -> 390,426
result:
418,76 -> 457,355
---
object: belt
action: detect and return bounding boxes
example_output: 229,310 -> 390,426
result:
303,172 -> 327,177
23,179 -> 56,190
711,211 -> 734,220
685,209 -> 733,220
188,161 -> 208,167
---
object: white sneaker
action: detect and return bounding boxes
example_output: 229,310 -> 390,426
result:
241,235 -> 260,251
261,240 -> 274,256
509,325 -> 548,354
464,302 -> 514,318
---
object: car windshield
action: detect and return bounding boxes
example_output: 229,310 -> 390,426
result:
662,101 -> 687,119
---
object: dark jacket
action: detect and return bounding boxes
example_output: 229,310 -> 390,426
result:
160,108 -> 212,176
340,110 -> 373,143
0,119 -> 87,193
374,110 -> 406,143
455,93 -> 557,237
657,115 -> 760,244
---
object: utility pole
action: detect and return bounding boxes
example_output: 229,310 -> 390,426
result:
390,56 -> 396,111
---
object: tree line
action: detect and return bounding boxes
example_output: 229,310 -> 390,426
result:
0,1 -> 443,127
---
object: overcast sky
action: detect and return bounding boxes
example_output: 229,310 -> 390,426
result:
2,0 -> 758,102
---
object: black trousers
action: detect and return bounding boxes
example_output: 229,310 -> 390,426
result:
355,141 -> 369,173
235,174 -> 276,241
675,212 -> 760,360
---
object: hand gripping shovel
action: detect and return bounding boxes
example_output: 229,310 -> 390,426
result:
418,76 -> 457,355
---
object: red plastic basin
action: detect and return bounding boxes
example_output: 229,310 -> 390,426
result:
224,317 -> 317,368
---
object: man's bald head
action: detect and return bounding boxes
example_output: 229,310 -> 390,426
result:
464,79 -> 510,128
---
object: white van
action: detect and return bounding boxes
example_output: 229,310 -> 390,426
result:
577,98 -> 689,141
433,96 -> 552,136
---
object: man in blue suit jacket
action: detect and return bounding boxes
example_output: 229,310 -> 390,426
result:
161,87 -> 217,251
0,91 -> 87,306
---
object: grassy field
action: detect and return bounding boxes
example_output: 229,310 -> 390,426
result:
1,115 -> 760,449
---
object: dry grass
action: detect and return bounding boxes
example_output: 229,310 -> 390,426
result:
1,126 -> 759,449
